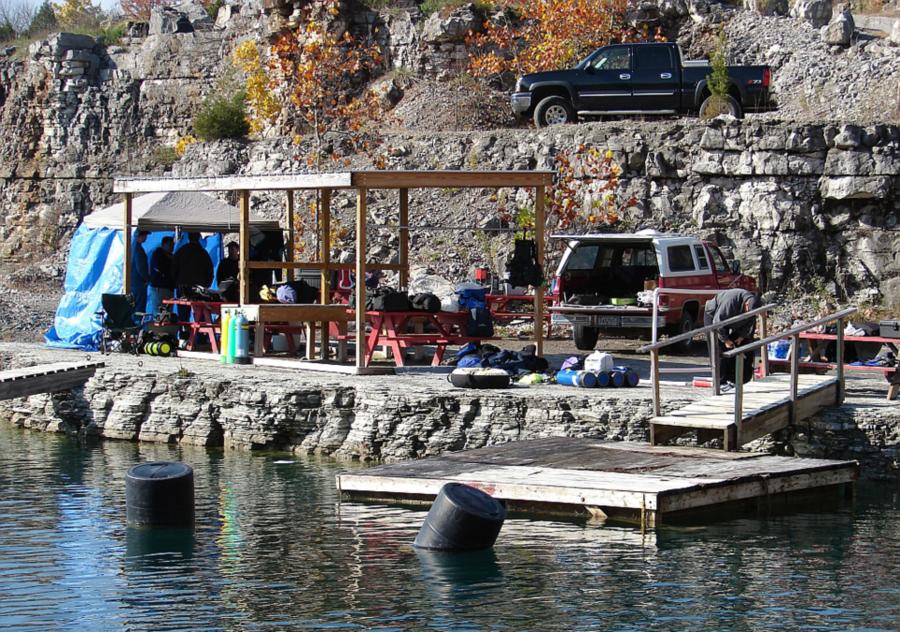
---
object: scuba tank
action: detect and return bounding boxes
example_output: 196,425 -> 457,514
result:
221,311 -> 232,364
233,313 -> 251,365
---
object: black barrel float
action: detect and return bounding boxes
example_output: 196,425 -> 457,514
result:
448,368 -> 511,389
126,461 -> 194,528
413,482 -> 506,551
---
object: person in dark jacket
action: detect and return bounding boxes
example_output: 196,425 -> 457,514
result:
703,288 -> 762,388
147,236 -> 175,318
173,232 -> 214,292
216,241 -> 240,302
131,230 -> 150,314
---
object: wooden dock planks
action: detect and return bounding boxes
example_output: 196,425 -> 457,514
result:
0,361 -> 104,401
650,373 -> 839,449
337,437 -> 858,526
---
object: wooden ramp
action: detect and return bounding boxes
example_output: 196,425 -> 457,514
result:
337,438 -> 857,527
651,373 -> 839,450
0,361 -> 104,401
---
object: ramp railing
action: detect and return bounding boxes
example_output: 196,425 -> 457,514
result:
722,306 -> 857,426
638,304 -> 776,416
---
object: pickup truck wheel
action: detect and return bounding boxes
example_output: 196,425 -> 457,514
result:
670,311 -> 696,354
573,325 -> 599,351
534,96 -> 575,128
699,95 -> 743,120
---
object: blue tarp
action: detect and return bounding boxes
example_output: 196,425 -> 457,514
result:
45,227 -> 222,351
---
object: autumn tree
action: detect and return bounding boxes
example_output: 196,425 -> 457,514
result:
232,39 -> 281,135
54,0 -> 92,28
269,0 -> 383,170
120,0 -> 170,20
468,0 -> 663,81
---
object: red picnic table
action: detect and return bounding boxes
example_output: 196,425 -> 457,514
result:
485,293 -> 556,335
163,299 -> 223,353
359,310 -> 493,368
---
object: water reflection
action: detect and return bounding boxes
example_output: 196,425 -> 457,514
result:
0,424 -> 897,631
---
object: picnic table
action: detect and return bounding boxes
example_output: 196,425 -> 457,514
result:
163,298 -> 223,353
358,310 -> 494,368
769,332 -> 899,400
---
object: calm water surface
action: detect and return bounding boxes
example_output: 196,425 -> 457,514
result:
0,424 -> 897,631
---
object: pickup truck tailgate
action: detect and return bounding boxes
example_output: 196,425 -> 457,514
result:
550,305 -> 667,329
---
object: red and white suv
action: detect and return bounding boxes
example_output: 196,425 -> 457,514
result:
549,230 -> 757,350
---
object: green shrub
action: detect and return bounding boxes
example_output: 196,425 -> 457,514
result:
0,21 -> 14,43
706,30 -> 729,100
420,0 -> 494,16
28,2 -> 58,36
204,0 -> 224,19
152,145 -> 179,167
192,91 -> 250,141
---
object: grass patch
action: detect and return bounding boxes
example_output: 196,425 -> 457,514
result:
420,0 -> 495,16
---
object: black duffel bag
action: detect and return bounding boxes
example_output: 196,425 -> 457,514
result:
466,307 -> 494,338
410,292 -> 441,312
369,287 -> 410,312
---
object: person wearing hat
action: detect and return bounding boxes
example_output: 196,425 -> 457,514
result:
703,288 -> 762,390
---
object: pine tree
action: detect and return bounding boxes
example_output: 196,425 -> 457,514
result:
28,2 -> 58,36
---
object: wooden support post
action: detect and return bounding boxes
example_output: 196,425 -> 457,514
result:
123,193 -> 133,295
355,188 -> 367,369
835,317 -> 844,405
534,185 -> 545,358
399,188 -> 409,291
320,188 -> 332,358
760,311 -> 769,378
239,190 -> 250,305
651,349 -> 661,417
284,190 -> 295,283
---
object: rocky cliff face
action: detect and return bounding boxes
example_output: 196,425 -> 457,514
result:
0,1 -> 897,308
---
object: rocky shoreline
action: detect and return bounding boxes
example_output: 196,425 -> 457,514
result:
1,342 -> 896,480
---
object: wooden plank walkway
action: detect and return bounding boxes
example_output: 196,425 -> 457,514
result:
337,438 -> 858,527
651,373 -> 839,450
0,361 -> 104,401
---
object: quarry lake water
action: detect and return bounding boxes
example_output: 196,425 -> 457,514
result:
0,424 -> 897,631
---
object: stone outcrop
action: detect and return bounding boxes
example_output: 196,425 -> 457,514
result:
1,343 -> 896,479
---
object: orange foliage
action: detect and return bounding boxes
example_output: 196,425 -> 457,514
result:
269,0 -> 383,170
549,147 -> 637,230
468,0 -> 665,79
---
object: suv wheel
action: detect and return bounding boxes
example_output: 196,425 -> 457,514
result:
573,325 -> 599,351
534,96 -> 575,128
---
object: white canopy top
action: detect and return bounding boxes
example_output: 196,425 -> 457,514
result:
82,191 -> 280,232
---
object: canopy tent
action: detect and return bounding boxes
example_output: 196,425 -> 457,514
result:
81,191 -> 280,232
45,192 -> 280,351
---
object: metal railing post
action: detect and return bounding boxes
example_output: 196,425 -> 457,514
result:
760,311 -> 769,378
734,353 -> 744,428
651,349 -> 661,417
651,288 -> 661,344
790,333 -> 800,424
708,330 -> 721,396
836,317 -> 845,405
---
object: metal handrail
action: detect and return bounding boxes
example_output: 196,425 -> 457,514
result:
721,307 -> 858,358
638,304 -> 775,353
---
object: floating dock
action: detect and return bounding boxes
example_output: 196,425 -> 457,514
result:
0,361 -> 104,401
337,438 -> 858,527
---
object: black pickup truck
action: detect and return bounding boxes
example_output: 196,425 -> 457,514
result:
510,42 -> 771,127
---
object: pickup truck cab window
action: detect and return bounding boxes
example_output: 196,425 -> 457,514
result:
591,47 -> 630,71
694,245 -> 710,270
634,46 -> 673,69
667,245 -> 696,272
711,248 -> 729,274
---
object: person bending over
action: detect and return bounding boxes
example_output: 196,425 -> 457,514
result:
703,288 -> 762,389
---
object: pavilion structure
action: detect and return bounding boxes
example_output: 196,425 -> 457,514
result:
113,170 -> 554,371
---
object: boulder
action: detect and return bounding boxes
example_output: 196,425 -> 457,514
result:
821,8 -> 854,46
48,33 -> 96,58
421,3 -> 481,44
149,6 -> 194,35
890,19 -> 900,46
818,175 -> 891,200
172,1 -> 215,30
790,0 -> 832,29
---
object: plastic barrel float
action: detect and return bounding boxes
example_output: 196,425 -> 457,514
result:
556,369 -> 598,388
611,366 -> 640,387
448,368 -> 511,389
414,483 -> 506,551
125,461 -> 194,528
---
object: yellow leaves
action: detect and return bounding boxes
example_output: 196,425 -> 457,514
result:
55,0 -> 90,28
232,40 -> 261,74
174,135 -> 197,157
